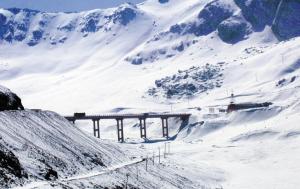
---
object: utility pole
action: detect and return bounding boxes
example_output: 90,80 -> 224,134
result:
153,151 -> 155,165
125,173 -> 129,189
145,156 -> 148,171
164,143 -> 167,158
136,165 -> 139,181
158,147 -> 161,164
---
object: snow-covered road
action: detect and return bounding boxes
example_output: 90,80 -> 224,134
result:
14,158 -> 144,189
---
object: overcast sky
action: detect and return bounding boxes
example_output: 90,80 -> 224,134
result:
0,0 -> 145,12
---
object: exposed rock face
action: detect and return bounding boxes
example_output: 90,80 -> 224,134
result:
218,16 -> 251,43
147,63 -> 224,99
168,0 -> 234,37
235,0 -> 300,40
272,0 -> 300,40
0,143 -> 27,188
0,85 -> 24,111
234,0 -> 279,31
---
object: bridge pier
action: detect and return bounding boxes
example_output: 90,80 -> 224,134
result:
139,118 -> 147,139
162,118 -> 169,139
116,118 -> 124,143
93,119 -> 100,138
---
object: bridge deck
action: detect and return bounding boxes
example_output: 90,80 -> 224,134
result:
65,113 -> 191,121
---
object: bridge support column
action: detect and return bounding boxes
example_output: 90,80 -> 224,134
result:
117,118 -> 124,143
139,118 -> 147,139
93,120 -> 96,136
96,120 -> 100,138
162,118 -> 169,139
93,120 -> 100,138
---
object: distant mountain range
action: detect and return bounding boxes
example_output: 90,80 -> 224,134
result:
0,0 -> 144,12
0,0 -> 299,47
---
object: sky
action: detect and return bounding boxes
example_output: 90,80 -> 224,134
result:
0,0 -> 145,12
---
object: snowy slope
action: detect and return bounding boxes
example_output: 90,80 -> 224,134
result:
0,110 -> 130,187
0,110 -> 215,189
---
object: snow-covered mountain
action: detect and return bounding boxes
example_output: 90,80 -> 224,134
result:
0,0 -> 145,12
0,3 -> 140,46
1,0 -> 300,188
0,0 -> 299,113
0,0 -> 299,46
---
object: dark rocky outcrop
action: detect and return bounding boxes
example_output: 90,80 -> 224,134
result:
235,0 -> 300,40
107,4 -> 137,26
147,64 -> 224,99
0,143 -> 27,187
169,0 -> 234,37
0,85 -> 24,111
272,0 -> 300,40
150,0 -> 300,51
218,16 -> 251,44
44,168 -> 58,180
159,0 -> 169,4
234,0 -> 280,31
0,8 -> 39,44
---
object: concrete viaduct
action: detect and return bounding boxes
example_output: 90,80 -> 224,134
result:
65,113 -> 191,142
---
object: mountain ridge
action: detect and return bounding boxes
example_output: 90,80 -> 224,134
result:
0,0 -> 299,48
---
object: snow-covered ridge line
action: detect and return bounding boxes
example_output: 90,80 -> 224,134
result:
0,3 -> 140,46
0,0 -> 299,48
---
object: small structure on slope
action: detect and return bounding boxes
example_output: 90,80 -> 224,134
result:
227,93 -> 272,113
